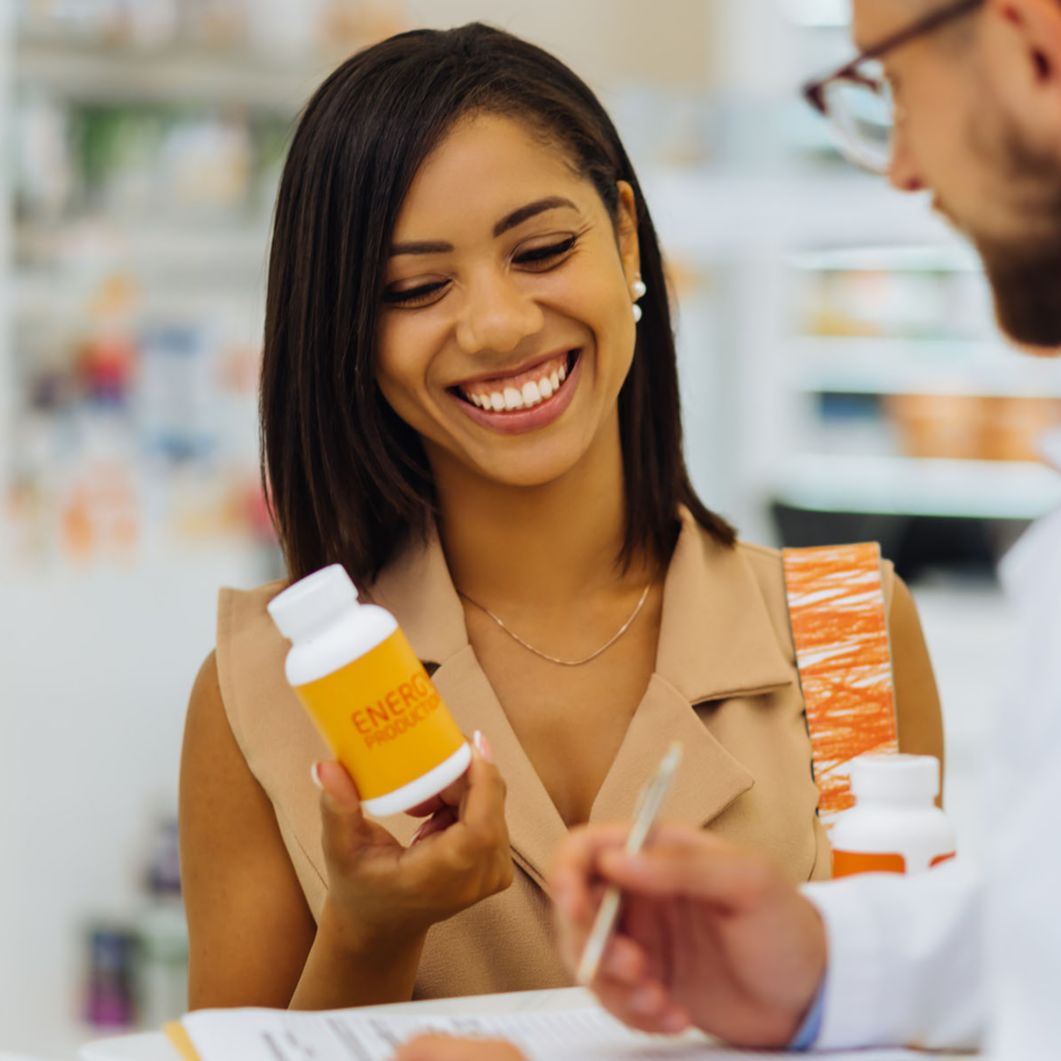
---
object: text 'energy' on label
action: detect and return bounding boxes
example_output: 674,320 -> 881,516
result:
352,670 -> 443,748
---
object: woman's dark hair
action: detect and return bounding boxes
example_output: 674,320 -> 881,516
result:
262,21 -> 735,585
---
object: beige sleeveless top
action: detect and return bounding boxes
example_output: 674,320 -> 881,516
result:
216,509 -> 896,1000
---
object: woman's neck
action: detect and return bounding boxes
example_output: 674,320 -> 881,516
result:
432,420 -> 648,608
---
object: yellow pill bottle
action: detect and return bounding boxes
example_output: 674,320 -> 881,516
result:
268,564 -> 470,816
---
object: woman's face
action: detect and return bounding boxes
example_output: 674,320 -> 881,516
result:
376,113 -> 641,489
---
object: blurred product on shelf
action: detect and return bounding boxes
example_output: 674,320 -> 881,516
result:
79,816 -> 189,1033
887,394 -> 1061,462
797,262 -> 993,340
135,817 -> 189,1032
14,101 -> 284,232
16,0 -> 403,58
8,266 -> 269,566
82,922 -> 138,1030
886,393 -> 980,462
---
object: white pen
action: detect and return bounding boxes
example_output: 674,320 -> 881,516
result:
576,741 -> 683,986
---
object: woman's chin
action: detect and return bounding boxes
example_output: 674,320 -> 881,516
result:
463,444 -> 591,491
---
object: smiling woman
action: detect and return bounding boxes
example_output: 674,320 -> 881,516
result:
177,22 -> 945,1016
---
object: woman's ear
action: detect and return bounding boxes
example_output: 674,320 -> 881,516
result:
615,180 -> 641,284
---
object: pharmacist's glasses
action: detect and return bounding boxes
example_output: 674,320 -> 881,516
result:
803,0 -> 984,174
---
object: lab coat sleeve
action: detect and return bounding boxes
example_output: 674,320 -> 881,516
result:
801,860 -> 985,1051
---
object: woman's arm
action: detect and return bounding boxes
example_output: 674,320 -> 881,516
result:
180,653 -> 424,1009
180,652 -> 318,1007
888,577 -> 945,790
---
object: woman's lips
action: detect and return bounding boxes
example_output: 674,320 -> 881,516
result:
448,350 -> 582,435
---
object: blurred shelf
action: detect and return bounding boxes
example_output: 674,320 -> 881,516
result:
773,453 -> 1061,519
789,244 -> 982,272
14,221 -> 270,289
790,337 -> 1061,397
15,33 -> 335,109
644,170 -> 960,258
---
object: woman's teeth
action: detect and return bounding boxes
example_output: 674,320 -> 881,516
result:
461,359 -> 569,413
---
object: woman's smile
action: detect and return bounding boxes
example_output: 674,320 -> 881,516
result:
447,348 -> 583,435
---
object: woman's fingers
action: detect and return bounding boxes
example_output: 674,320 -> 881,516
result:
315,760 -> 368,840
406,772 -> 471,818
455,744 -> 508,844
405,795 -> 447,818
315,759 -> 361,808
392,1034 -> 526,1060
411,806 -> 459,844
315,760 -> 398,872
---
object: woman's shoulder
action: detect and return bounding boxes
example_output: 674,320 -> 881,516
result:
215,578 -> 292,732
218,577 -> 290,639
687,523 -> 897,614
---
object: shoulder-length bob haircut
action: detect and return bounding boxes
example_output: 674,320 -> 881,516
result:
262,22 -> 735,585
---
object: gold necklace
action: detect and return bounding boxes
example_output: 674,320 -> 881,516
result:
458,583 -> 652,667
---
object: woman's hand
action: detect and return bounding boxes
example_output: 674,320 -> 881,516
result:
315,734 -> 513,954
551,823 -> 826,1049
392,1034 -> 526,1060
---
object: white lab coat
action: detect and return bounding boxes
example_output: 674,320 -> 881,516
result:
803,504 -> 1061,1057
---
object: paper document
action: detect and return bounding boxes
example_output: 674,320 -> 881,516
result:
170,1004 -> 933,1061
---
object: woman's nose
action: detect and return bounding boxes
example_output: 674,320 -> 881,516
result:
455,272 -> 544,356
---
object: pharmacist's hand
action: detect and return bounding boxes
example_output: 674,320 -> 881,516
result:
551,824 -> 826,1049
392,1034 -> 527,1060
314,738 -> 512,950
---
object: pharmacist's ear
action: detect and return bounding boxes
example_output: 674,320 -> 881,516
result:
984,0 -> 1061,146
615,181 -> 641,286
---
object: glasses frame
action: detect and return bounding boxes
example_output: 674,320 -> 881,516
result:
803,0 -> 985,166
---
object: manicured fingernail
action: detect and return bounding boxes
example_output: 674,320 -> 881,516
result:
473,729 -> 494,763
411,819 -> 432,844
310,762 -> 324,790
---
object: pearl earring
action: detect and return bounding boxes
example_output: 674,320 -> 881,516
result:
631,277 -> 646,323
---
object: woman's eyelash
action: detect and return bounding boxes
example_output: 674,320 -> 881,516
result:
383,280 -> 449,306
515,235 -> 578,264
383,235 -> 578,306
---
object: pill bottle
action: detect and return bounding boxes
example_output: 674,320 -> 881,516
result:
268,564 -> 470,816
831,753 -> 956,878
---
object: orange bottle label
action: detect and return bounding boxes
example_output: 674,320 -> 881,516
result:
294,629 -> 465,801
832,850 -> 907,878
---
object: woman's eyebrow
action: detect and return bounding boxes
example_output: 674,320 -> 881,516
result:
390,239 -> 453,257
493,196 -> 578,236
389,195 -> 579,257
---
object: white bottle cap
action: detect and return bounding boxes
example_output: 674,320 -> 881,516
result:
267,564 -> 359,643
849,753 -> 940,805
